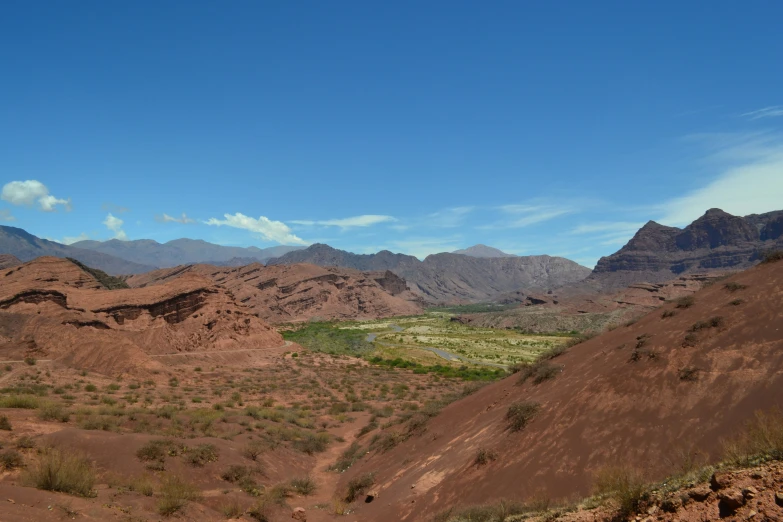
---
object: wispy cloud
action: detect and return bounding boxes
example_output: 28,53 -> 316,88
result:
381,236 -> 463,259
0,209 -> 15,222
205,213 -> 308,245
291,214 -> 396,229
1,180 -> 70,212
658,131 -> 783,226
479,203 -> 577,229
742,106 -> 783,120
426,206 -> 475,228
103,213 -> 128,240
569,222 -> 646,235
156,212 -> 196,224
102,203 -> 130,214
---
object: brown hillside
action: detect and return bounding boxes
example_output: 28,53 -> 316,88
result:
339,260 -> 783,521
0,257 -> 283,375
126,262 -> 423,323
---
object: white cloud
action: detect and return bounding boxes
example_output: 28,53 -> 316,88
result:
742,106 -> 783,120
1,180 -> 70,212
156,212 -> 196,224
384,237 -> 463,259
60,233 -> 90,245
0,209 -> 15,222
658,132 -> 783,226
103,213 -> 128,240
290,214 -> 396,228
205,213 -> 308,245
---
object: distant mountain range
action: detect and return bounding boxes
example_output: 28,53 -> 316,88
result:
0,226 -> 155,274
452,244 -> 515,258
71,238 -> 304,268
583,208 -> 783,291
267,244 -> 591,302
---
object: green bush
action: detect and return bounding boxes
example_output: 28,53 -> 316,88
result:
593,466 -> 650,518
0,395 -> 40,409
0,415 -> 11,431
25,447 -> 96,497
185,444 -> 219,467
292,432 -> 330,455
0,449 -> 24,470
473,448 -> 498,466
156,474 -> 200,515
290,475 -> 316,496
689,316 -> 724,332
38,402 -> 70,422
675,296 -> 695,309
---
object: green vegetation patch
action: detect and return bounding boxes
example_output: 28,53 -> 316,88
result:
282,322 -> 374,356
66,258 -> 129,290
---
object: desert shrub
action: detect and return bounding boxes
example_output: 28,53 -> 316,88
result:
505,401 -> 540,432
729,298 -> 745,306
0,449 -> 24,470
0,395 -> 40,409
372,431 -> 406,453
25,447 -> 96,497
473,447 -> 498,466
221,464 -> 252,483
689,316 -> 724,331
220,499 -> 244,519
328,402 -> 349,415
682,333 -> 698,347
38,402 -> 70,422
661,310 -> 676,319
242,440 -> 266,461
723,282 -> 747,292
185,443 -> 219,467
761,250 -> 783,263
344,472 -> 374,502
16,435 -> 35,449
517,361 -> 560,385
678,367 -> 700,382
156,474 -> 200,516
675,296 -> 695,309
129,474 -> 155,496
562,333 -> 595,349
24,357 -> 36,366
722,409 -> 783,466
290,475 -> 316,496
84,384 -> 97,392
593,466 -> 650,518
433,500 -> 528,522
0,415 -> 11,431
292,432 -> 330,455
629,348 -> 657,362
330,442 -> 363,472
66,258 -> 129,289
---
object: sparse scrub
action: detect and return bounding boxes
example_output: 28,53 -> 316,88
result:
678,367 -> 700,382
593,466 -> 650,518
0,395 -> 40,409
675,296 -> 695,309
473,447 -> 498,466
38,402 -> 70,422
682,333 -> 698,347
242,439 -> 266,461
432,500 -> 528,522
292,432 -> 330,455
661,309 -> 676,319
184,443 -> 219,466
689,316 -> 724,332
761,250 -> 783,263
157,474 -> 200,516
517,360 -> 560,385
25,447 -> 96,497
723,282 -> 747,292
0,415 -> 11,431
729,298 -> 745,306
220,499 -> 244,519
505,401 -> 540,432
330,441 -> 363,472
722,408 -> 783,465
344,472 -> 375,502
0,449 -> 24,470
290,475 -> 316,496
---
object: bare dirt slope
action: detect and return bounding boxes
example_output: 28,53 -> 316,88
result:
125,262 -> 423,323
339,259 -> 783,521
0,257 -> 283,375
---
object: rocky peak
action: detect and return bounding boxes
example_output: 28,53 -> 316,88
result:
675,208 -> 759,250
623,221 -> 680,252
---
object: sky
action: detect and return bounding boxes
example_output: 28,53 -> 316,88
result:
1,1 -> 782,268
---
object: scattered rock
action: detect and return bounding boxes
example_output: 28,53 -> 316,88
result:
711,471 -> 732,491
748,510 -> 757,519
743,486 -> 758,500
689,486 -> 712,501
775,491 -> 783,507
365,490 -> 378,503
750,470 -> 766,479
292,507 -> 306,521
718,488 -> 745,511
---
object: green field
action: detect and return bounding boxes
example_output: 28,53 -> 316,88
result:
283,313 -> 574,374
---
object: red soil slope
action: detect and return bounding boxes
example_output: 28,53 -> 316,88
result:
126,262 -> 423,323
340,260 -> 783,521
0,257 -> 283,375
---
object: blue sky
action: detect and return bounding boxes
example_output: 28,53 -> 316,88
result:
1,1 -> 782,268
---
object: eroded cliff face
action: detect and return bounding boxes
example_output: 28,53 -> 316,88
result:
0,257 -> 283,375
589,209 -> 783,290
126,262 -> 423,323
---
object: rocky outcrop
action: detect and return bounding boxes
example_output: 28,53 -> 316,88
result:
269,244 -> 591,303
125,262 -> 423,323
0,257 -> 283,375
587,208 -> 783,291
451,244 -> 515,258
0,254 -> 21,269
